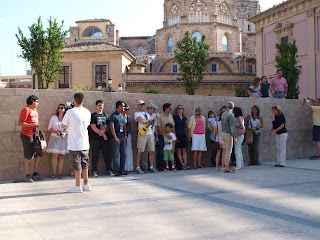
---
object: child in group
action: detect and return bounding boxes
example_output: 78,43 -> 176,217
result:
248,77 -> 261,98
207,111 -> 217,167
163,123 -> 177,172
259,75 -> 272,98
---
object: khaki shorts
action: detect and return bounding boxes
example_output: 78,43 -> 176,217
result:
137,134 -> 155,152
69,150 -> 89,171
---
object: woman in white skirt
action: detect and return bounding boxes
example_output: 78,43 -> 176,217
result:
124,104 -> 133,172
188,107 -> 207,168
47,104 -> 68,178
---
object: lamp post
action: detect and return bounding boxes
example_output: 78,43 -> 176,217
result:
105,77 -> 115,92
118,83 -> 123,92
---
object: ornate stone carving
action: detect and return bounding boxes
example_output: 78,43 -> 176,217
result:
188,0 -> 210,23
218,1 -> 231,25
306,8 -> 315,18
168,4 -> 181,26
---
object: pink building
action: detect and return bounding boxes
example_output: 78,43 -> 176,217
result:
249,0 -> 320,98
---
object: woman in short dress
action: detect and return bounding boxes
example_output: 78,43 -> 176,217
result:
47,104 -> 68,178
214,115 -> 225,170
124,103 -> 133,172
188,107 -> 207,168
173,105 -> 189,170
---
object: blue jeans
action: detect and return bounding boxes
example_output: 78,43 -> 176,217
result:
234,135 -> 244,168
274,92 -> 285,99
111,137 -> 127,173
210,140 -> 217,166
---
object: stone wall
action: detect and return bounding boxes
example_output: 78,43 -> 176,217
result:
0,88 -> 314,180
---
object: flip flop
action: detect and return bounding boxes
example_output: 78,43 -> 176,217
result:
224,169 -> 235,173
51,174 -> 56,178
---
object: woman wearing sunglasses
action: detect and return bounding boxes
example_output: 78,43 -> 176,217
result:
123,103 -> 133,172
47,104 -> 68,178
188,107 -> 207,168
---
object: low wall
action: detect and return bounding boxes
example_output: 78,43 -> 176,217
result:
0,88 -> 314,180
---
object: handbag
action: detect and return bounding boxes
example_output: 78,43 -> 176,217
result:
213,122 -> 221,150
236,117 -> 246,136
244,119 -> 254,144
33,128 -> 47,153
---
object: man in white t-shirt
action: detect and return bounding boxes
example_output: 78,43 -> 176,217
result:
134,100 -> 158,174
62,93 -> 91,193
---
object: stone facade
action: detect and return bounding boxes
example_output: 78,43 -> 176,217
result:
0,88 -> 314,180
249,0 -> 320,99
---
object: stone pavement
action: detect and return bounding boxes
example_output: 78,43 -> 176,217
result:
1,159 -> 320,240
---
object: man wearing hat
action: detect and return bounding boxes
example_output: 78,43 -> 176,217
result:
134,100 -> 158,174
221,101 -> 237,173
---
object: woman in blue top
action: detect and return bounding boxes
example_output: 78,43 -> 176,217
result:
173,105 -> 189,170
259,76 -> 272,98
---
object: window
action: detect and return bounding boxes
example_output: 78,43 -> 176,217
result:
248,64 -> 253,73
192,32 -> 202,43
211,64 -> 217,72
222,35 -> 228,52
281,36 -> 289,43
59,66 -> 69,88
189,0 -> 209,23
83,27 -> 103,37
168,37 -> 172,53
172,65 -> 178,73
137,47 -> 146,56
217,1 -> 232,25
168,4 -> 181,26
95,65 -> 107,88
248,25 -> 251,32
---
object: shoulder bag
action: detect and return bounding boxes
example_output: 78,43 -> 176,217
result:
244,119 -> 254,144
33,128 -> 47,153
236,117 -> 246,136
213,122 -> 221,150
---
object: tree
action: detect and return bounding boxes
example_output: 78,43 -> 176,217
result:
275,40 -> 302,99
174,31 -> 210,95
16,17 -> 70,89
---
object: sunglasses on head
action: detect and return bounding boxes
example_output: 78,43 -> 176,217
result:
58,107 -> 65,109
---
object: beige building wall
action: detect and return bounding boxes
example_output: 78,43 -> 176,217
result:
0,88 -> 313,180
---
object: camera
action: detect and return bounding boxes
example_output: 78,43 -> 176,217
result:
66,102 -> 75,110
59,132 -> 63,136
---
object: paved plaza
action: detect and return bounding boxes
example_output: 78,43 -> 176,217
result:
1,159 -> 320,240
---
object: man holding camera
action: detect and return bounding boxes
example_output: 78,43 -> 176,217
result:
18,95 -> 44,183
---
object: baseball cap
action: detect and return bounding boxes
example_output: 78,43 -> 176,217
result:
147,103 -> 158,109
138,100 -> 145,105
227,101 -> 234,109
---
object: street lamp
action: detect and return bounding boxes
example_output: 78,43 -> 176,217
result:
118,83 -> 123,92
104,77 -> 115,92
97,83 -> 102,90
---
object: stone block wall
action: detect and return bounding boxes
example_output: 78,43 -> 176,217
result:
0,88 -> 313,180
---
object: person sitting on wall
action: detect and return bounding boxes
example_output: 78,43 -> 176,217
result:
18,95 -> 44,183
305,97 -> 320,160
270,69 -> 288,99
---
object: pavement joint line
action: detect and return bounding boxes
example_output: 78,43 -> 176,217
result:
261,163 -> 320,172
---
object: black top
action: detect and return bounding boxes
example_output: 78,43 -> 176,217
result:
260,82 -> 270,98
89,112 -> 109,139
125,115 -> 131,135
173,115 -> 187,136
272,114 -> 287,134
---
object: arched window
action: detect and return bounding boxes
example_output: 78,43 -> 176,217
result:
168,37 -> 172,53
192,32 -> 202,43
189,0 -> 209,23
168,4 -> 181,26
222,35 -> 228,52
137,47 -> 146,56
217,2 -> 232,25
83,27 -> 103,37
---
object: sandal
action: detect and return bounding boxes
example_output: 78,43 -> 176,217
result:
58,174 -> 63,179
274,164 -> 280,167
51,174 -> 56,178
224,169 -> 235,173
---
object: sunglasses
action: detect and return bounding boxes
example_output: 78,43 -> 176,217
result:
178,108 -> 184,110
58,107 -> 65,110
124,109 -> 129,111
139,103 -> 145,106
195,114 -> 200,116
35,100 -> 39,103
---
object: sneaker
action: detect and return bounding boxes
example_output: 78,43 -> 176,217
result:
107,170 -> 115,177
234,167 -> 242,170
67,185 -> 83,193
172,168 -> 177,172
149,168 -> 158,173
121,171 -> 128,175
92,171 -> 98,178
82,184 -> 91,191
25,175 -> 34,183
32,174 -> 44,181
164,167 -> 169,172
218,167 -> 225,171
136,168 -> 144,174
115,172 -> 121,176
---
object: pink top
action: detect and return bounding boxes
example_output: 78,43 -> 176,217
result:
193,120 -> 205,134
270,77 -> 288,92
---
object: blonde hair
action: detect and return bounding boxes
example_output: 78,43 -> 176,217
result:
272,105 -> 283,116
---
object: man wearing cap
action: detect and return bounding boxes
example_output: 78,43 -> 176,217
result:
221,101 -> 237,173
134,100 -> 158,174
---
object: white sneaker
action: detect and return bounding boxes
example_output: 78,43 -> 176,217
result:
234,167 -> 242,170
82,184 -> 91,191
67,185 -> 83,193
92,171 -> 98,177
107,170 -> 115,177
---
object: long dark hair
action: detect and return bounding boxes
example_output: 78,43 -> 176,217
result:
234,107 -> 243,118
251,105 -> 260,119
55,103 -> 67,117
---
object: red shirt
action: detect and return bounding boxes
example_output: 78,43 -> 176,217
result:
19,106 -> 39,137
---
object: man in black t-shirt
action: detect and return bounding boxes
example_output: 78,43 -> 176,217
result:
89,100 -> 114,177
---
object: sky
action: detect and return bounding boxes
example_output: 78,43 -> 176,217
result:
0,0 -> 285,76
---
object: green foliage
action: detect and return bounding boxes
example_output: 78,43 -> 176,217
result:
143,87 -> 158,94
235,88 -> 249,97
275,40 -> 302,99
70,88 -> 83,92
174,31 -> 210,95
16,17 -> 70,89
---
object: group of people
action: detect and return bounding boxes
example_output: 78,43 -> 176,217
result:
248,69 -> 288,99
18,91 -> 320,193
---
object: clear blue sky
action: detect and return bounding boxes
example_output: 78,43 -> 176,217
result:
0,0 -> 283,76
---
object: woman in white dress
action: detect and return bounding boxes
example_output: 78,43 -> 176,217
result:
123,104 -> 133,172
47,104 -> 68,178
